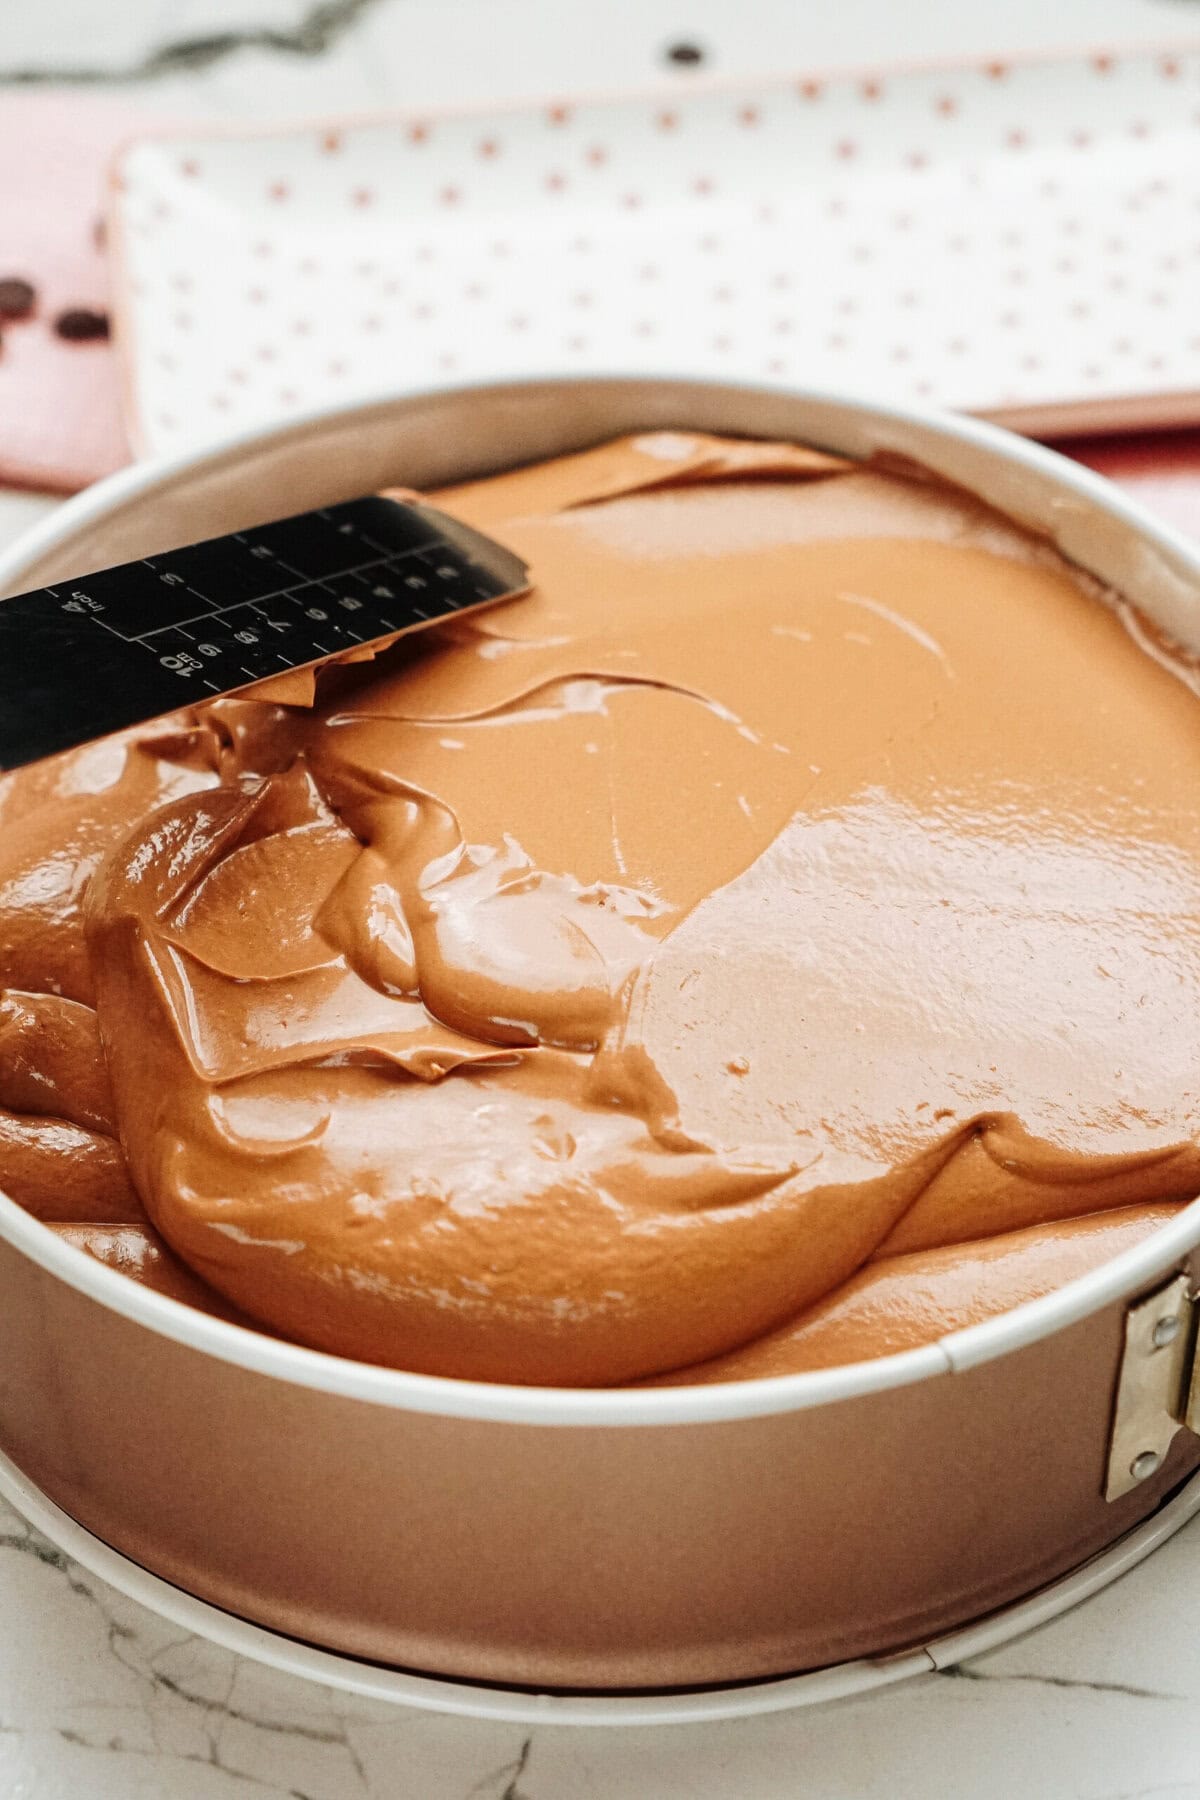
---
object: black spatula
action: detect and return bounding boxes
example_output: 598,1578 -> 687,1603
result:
0,494 -> 529,771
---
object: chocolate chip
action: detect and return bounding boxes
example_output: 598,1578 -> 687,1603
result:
54,307 -> 110,342
0,278 -> 36,321
665,39 -> 706,66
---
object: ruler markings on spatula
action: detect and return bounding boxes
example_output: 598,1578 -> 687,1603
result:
0,495 -> 529,771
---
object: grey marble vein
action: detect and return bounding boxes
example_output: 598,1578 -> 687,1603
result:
937,1665 -> 1187,1703
151,1670 -> 356,1757
0,1523 -> 103,1602
114,1639 -> 371,1791
1,0 -> 386,84
53,1728 -> 320,1799
36,1677 -> 333,1800
505,1738 -> 534,1800
469,1734 -> 535,1800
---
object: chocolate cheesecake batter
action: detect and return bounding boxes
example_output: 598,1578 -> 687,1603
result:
1,431 -> 1196,1384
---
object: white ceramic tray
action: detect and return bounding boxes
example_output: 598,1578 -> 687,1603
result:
109,40 -> 1200,461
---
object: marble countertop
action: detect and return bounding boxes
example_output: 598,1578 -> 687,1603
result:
5,2 -> 1200,1792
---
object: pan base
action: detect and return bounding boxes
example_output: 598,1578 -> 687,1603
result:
0,1442 -> 1196,1728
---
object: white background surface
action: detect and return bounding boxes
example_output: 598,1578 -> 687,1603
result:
4,1 -> 1200,1793
5,0 -> 1199,109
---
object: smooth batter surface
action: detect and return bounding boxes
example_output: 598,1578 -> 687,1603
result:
1,431 -> 1196,1384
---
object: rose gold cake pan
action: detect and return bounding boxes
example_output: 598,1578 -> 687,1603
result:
4,378 -> 1200,1726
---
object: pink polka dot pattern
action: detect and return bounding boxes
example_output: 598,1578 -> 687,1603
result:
113,40 -> 1200,456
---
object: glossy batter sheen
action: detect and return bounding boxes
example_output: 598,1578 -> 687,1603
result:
1,431 -> 1197,1385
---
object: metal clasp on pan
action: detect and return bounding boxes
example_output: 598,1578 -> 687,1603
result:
1105,1273 -> 1200,1501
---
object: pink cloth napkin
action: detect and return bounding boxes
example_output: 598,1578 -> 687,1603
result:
0,94 -> 157,493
